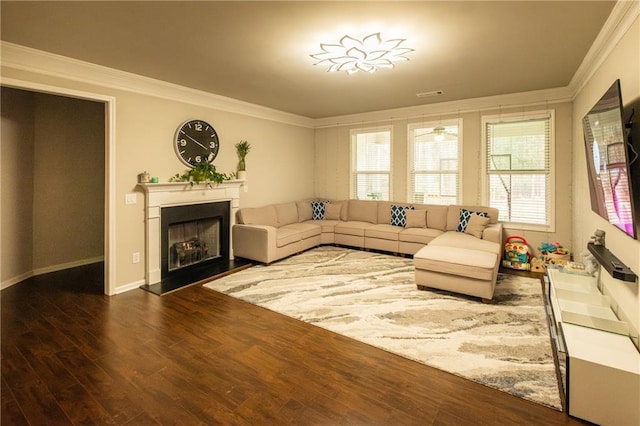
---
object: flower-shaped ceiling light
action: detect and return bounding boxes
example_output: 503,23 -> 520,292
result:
310,32 -> 414,74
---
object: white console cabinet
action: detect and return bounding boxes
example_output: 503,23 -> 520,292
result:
545,268 -> 639,425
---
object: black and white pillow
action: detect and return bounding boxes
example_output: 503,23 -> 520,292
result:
390,205 -> 414,227
311,200 -> 329,220
457,208 -> 488,232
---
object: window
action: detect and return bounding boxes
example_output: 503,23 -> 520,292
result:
408,120 -> 461,205
351,127 -> 391,200
482,111 -> 555,231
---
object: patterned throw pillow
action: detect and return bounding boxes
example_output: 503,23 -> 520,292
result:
311,200 -> 329,220
390,205 -> 414,227
457,208 -> 488,232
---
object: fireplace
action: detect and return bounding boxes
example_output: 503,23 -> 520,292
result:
161,201 -> 230,281
138,181 -> 249,295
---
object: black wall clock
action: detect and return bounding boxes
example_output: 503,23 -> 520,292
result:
174,119 -> 220,167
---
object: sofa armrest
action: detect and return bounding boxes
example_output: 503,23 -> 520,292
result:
482,223 -> 503,245
232,224 -> 276,263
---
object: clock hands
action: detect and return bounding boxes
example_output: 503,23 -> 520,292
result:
182,132 -> 208,150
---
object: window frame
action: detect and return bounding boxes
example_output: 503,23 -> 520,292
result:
481,110 -> 556,232
350,126 -> 393,201
407,119 -> 462,205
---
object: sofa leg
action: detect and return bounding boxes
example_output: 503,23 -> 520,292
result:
481,298 -> 492,304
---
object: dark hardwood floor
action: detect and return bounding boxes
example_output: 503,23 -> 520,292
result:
1,262 -> 586,425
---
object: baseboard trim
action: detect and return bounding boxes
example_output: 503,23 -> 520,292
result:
1,257 -> 104,291
33,256 -> 104,276
115,280 -> 146,295
1,271 -> 34,290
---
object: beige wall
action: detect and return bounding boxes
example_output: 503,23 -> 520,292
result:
572,15 -> 640,330
314,102 -> 574,256
1,62 -> 316,293
32,93 -> 105,269
1,88 -> 35,283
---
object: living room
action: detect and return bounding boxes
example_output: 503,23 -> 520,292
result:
1,1 -> 639,423
1,0 -> 638,323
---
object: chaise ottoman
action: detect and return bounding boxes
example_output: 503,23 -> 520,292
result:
413,235 -> 501,302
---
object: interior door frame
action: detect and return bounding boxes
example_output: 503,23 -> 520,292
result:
2,78 -> 117,295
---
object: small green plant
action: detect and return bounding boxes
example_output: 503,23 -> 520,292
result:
169,161 -> 232,186
235,140 -> 252,172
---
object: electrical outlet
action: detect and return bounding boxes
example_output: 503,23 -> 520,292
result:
132,252 -> 140,264
125,193 -> 137,205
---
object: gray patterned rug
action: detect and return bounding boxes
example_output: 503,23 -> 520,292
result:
203,246 -> 561,410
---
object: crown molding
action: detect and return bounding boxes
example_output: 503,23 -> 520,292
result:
313,86 -> 573,128
0,41 -> 315,128
568,0 -> 640,97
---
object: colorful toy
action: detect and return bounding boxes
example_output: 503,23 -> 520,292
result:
538,241 -> 570,265
538,242 -> 557,253
530,257 -> 546,273
502,236 -> 532,270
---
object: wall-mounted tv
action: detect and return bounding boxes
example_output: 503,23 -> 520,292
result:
582,79 -> 638,239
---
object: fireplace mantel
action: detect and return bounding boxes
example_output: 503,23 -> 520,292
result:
138,180 -> 244,285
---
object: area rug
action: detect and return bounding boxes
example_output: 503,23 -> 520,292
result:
203,246 -> 561,410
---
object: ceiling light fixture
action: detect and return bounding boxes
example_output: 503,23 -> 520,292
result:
417,126 -> 458,142
310,32 -> 414,75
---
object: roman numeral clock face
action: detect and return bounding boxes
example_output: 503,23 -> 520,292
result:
174,119 -> 220,167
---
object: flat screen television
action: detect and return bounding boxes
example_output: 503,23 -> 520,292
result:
582,79 -> 638,239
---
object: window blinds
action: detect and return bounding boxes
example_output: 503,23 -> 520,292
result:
409,124 -> 459,205
486,117 -> 551,225
352,130 -> 391,200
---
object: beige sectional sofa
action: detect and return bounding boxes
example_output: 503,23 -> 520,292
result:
232,199 -> 503,301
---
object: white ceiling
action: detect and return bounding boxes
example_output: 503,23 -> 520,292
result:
0,1 -> 616,119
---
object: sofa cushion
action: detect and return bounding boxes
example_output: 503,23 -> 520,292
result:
398,227 -> 443,244
274,202 -> 299,227
446,205 -> 499,230
276,227 -> 301,248
347,200 -> 377,223
302,219 -> 341,233
297,201 -> 313,222
324,203 -> 342,220
390,204 -> 414,227
423,205 -> 448,231
281,223 -> 321,240
465,214 -> 491,238
334,221 -> 373,236
414,245 -> 498,281
429,231 -> 501,254
456,208 -> 488,232
406,209 -> 427,228
311,200 -> 329,220
239,205 -> 278,228
365,224 -> 402,241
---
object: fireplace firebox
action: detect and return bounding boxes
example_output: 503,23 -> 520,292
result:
161,201 -> 230,281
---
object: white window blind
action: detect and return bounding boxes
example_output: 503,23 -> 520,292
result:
408,121 -> 460,205
484,112 -> 554,229
351,128 -> 391,200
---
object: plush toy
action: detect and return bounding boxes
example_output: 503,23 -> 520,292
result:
582,251 -> 599,275
589,229 -> 606,246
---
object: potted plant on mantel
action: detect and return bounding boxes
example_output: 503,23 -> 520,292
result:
169,161 -> 232,187
235,140 -> 251,180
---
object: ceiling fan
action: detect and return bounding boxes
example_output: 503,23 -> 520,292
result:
415,126 -> 458,141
